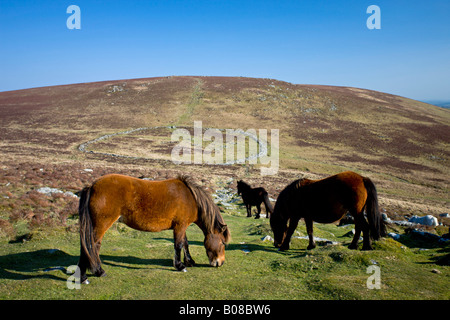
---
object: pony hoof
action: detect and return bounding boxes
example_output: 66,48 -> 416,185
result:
181,268 -> 187,272
82,279 -> 90,285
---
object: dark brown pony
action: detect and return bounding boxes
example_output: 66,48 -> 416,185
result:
237,180 -> 273,219
270,171 -> 386,251
77,174 -> 230,284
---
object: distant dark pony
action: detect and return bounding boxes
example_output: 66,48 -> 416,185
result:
77,174 -> 230,284
270,171 -> 386,251
237,180 -> 273,219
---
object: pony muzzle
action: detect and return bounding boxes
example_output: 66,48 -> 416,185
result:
273,231 -> 287,248
210,258 -> 224,267
209,253 -> 225,267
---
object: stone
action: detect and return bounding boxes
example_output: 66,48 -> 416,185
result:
408,215 -> 439,227
431,269 -> 441,274
388,232 -> 401,240
36,187 -> 78,198
261,235 -> 273,242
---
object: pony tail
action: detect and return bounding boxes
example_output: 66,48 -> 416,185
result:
363,177 -> 386,240
263,192 -> 273,218
78,186 -> 102,273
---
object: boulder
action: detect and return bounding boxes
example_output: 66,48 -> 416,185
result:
36,187 -> 78,198
388,232 -> 401,240
261,235 -> 273,242
408,215 -> 439,227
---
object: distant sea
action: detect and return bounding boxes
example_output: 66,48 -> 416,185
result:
423,101 -> 450,109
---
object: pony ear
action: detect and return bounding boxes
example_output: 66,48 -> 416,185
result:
221,224 -> 231,244
221,224 -> 227,233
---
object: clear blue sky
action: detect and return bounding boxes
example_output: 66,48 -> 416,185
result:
1,0 -> 449,101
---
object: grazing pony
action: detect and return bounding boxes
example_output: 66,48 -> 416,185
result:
237,180 -> 273,219
270,171 -> 385,251
77,174 -> 230,284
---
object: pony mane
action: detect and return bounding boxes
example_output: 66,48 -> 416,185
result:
282,178 -> 303,194
275,178 -> 309,204
178,175 -> 230,243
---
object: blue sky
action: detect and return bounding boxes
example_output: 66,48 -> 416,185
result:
1,0 -> 449,100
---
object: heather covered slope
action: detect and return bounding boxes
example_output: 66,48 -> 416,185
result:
0,76 -> 448,216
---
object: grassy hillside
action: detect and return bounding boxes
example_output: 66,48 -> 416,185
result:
0,76 -> 449,300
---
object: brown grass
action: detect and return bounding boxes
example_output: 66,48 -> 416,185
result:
0,76 -> 448,231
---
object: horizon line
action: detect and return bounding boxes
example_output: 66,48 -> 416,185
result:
1,75 -> 449,104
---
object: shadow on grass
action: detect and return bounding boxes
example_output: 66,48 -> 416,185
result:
227,242 -> 275,253
101,254 -> 214,270
0,245 -> 209,282
416,246 -> 450,266
100,255 -> 174,271
0,249 -> 77,282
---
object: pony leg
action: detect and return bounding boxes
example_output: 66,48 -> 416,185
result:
173,241 -> 186,271
246,204 -> 252,217
255,204 -> 261,219
359,215 -> 373,250
91,212 -> 119,277
78,247 -> 90,284
77,237 -> 106,281
173,227 -> 188,271
349,212 -> 373,250
183,234 -> 196,267
279,218 -> 299,251
93,239 -> 107,277
305,218 -> 316,250
349,221 -> 361,250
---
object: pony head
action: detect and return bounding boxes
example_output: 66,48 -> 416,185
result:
270,179 -> 302,248
237,180 -> 250,195
178,174 -> 231,268
204,223 -> 230,267
237,180 -> 243,195
270,204 -> 288,248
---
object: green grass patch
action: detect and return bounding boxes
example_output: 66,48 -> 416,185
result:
0,214 -> 449,300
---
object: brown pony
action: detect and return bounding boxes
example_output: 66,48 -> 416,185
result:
237,180 -> 273,219
77,174 -> 230,284
270,171 -> 386,251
